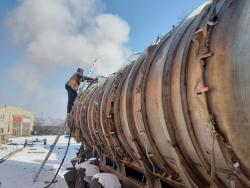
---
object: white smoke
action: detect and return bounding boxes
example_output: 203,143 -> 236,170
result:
6,0 -> 131,92
4,0 -> 131,118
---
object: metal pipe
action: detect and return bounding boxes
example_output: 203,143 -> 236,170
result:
70,0 -> 250,187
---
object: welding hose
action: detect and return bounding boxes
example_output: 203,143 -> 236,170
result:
43,132 -> 72,188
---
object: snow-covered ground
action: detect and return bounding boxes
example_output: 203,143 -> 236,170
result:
0,135 -> 80,188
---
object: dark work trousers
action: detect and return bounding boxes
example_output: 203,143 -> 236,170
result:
65,84 -> 77,113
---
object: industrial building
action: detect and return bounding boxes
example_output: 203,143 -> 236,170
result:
0,106 -> 34,137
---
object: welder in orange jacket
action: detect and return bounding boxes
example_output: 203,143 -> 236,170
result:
65,68 -> 97,114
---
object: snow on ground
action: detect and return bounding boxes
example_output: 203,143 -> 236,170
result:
0,135 -> 80,188
0,145 -> 22,159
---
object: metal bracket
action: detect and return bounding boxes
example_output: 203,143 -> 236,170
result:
200,52 -> 214,59
195,80 -> 209,95
197,87 -> 209,95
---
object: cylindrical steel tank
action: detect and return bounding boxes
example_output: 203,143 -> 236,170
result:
69,0 -> 250,187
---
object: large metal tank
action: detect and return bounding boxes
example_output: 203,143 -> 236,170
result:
69,0 -> 250,187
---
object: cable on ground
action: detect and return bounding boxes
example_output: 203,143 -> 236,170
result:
43,132 -> 72,188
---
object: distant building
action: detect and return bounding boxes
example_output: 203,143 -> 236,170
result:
33,116 -> 65,135
32,125 -> 68,135
0,106 -> 34,137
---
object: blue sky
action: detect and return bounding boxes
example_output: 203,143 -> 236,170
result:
0,0 -> 206,119
105,0 -> 206,51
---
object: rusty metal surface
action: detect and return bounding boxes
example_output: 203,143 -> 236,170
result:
70,0 -> 250,187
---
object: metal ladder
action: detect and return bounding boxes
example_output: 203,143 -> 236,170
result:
33,119 -> 68,182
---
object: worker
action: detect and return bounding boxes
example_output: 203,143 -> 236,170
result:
65,68 -> 97,115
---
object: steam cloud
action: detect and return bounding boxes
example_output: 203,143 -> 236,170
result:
5,0 -> 131,118
6,0 -> 131,92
